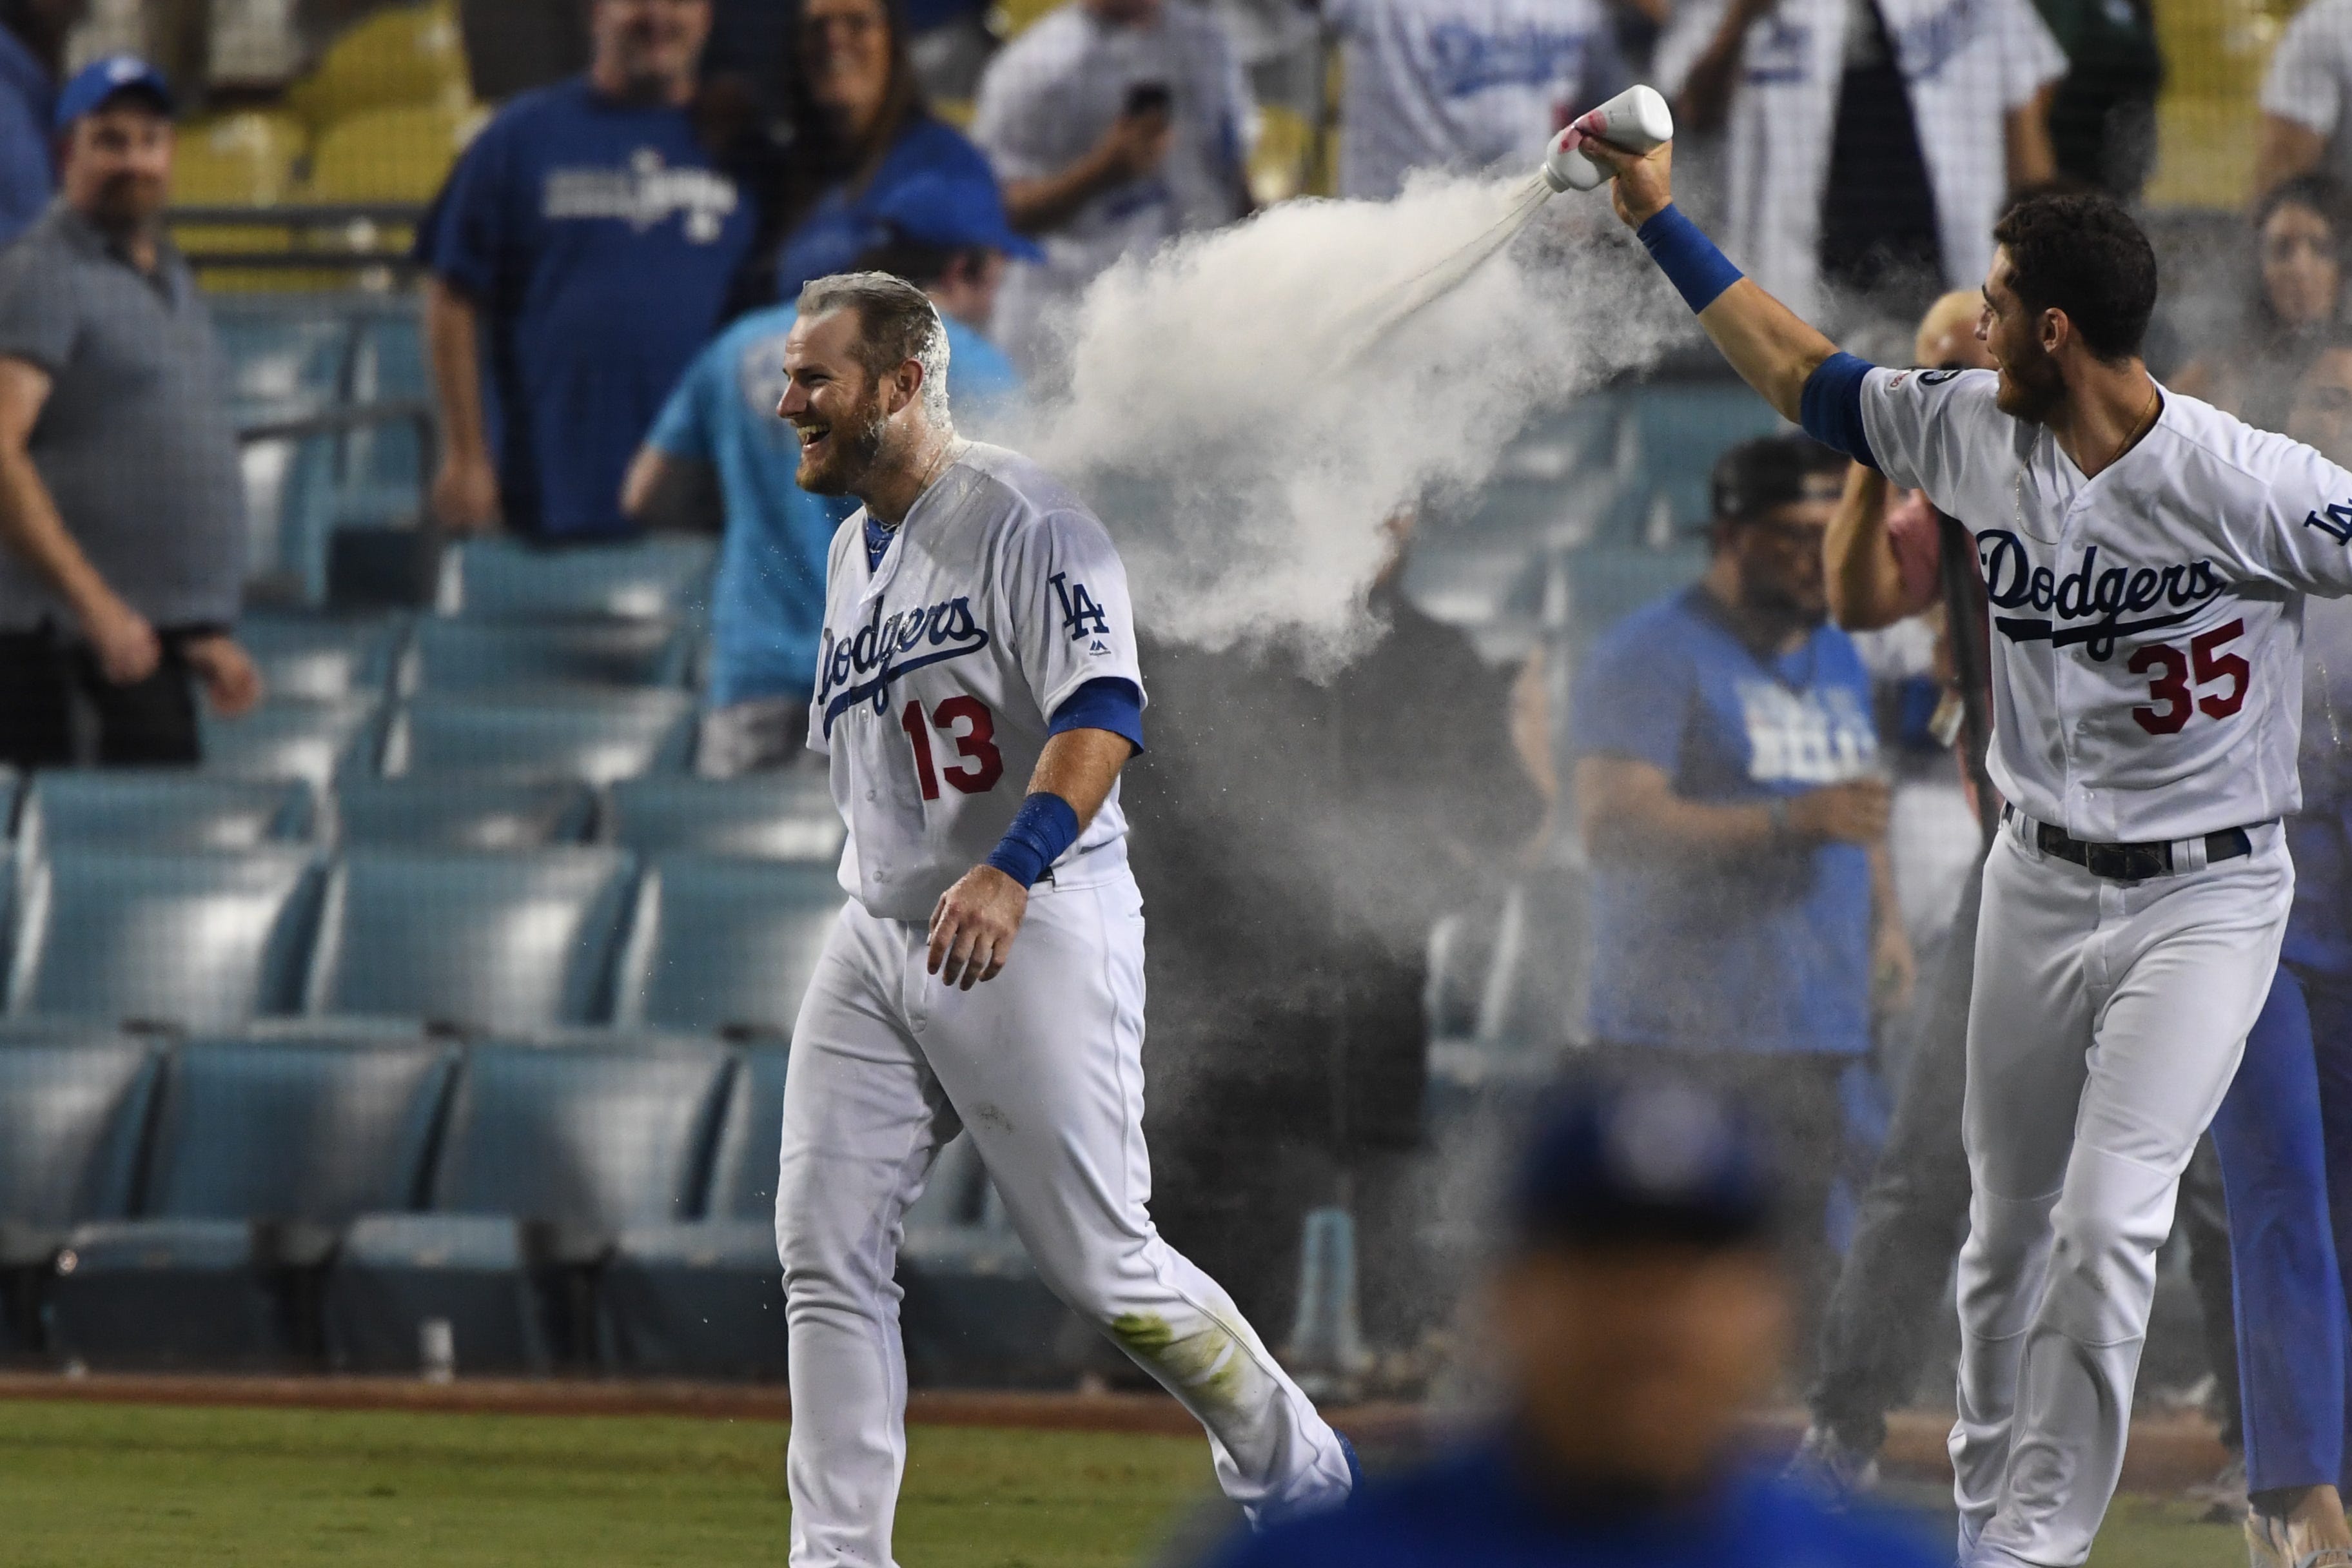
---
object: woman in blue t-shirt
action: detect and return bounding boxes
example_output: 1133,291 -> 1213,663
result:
757,0 -> 1005,302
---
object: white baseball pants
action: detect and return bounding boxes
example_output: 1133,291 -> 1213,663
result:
1956,814 -> 2293,1567
774,868 -> 1354,1567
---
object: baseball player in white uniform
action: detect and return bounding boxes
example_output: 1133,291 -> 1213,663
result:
1572,127 -> 2352,1565
769,271 -> 1355,1567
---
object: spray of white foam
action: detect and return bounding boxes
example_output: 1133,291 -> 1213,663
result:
1014,169 -> 1692,671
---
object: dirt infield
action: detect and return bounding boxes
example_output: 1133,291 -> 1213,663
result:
0,1371 -> 2233,1494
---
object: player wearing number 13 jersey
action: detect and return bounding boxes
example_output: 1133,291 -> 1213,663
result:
773,273 -> 1354,1568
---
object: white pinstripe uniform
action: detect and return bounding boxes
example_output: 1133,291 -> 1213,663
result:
2262,0 -> 2352,190
1653,0 -> 2064,320
1860,366 -> 2352,1565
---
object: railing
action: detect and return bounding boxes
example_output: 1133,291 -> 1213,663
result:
170,204 -> 430,276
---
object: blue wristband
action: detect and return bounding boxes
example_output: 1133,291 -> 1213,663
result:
1636,204 -> 1745,315
985,792 -> 1081,887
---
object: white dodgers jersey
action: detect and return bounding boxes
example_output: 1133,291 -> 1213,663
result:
808,442 -> 1146,922
1861,366 -> 2352,842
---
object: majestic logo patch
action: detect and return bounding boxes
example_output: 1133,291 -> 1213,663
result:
818,595 -> 991,735
1977,530 -> 2225,661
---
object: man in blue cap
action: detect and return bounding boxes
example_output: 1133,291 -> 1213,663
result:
621,172 -> 1030,775
1203,1072 -> 1945,1568
0,55 -> 262,767
0,1 -> 87,247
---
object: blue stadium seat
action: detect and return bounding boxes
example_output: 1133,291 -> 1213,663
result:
602,774 -> 843,862
201,697 -> 387,787
1612,378 -> 1792,540
334,776 -> 598,850
303,848 -> 637,1033
19,771 -> 315,858
326,1040 -> 736,1373
611,856 -> 844,1038
48,1038 -> 456,1369
402,619 -> 694,692
384,691 -> 697,783
895,1135 -> 1080,1388
237,613 -> 408,700
435,538 -> 716,622
212,302 -> 355,418
0,1041 -> 158,1355
5,848 -> 324,1032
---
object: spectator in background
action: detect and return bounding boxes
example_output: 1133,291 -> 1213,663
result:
2030,0 -> 2162,199
970,0 -> 1254,375
762,0 -> 1004,303
1568,435 -> 1909,1344
1202,1073 -> 1942,1568
623,173 -> 1030,776
2261,0 -> 2352,201
0,59 -> 260,767
2175,175 -> 2351,436
1323,0 -> 1629,201
0,1 -> 85,247
1656,0 -> 2063,323
423,0 -> 754,540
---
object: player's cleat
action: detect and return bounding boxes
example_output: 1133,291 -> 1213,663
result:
1780,1424 -> 1880,1511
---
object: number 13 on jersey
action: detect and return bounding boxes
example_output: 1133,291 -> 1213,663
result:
901,697 -> 1004,799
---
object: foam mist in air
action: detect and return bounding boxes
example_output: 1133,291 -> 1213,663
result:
1017,168 -> 1689,671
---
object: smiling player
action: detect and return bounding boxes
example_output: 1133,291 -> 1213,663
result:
770,271 -> 1355,1567
1571,121 -> 2352,1567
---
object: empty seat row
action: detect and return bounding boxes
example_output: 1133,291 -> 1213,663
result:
201,690 -> 699,787
10,769 -> 841,861
0,1034 -> 1065,1382
5,847 -> 845,1039
241,613 -> 701,698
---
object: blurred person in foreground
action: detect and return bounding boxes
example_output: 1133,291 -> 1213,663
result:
969,0 -> 1254,376
0,58 -> 261,767
0,0 -> 86,246
2175,176 -> 2352,436
1654,0 -> 2062,324
1569,433 -> 1910,1348
2261,0 -> 2352,201
623,175 -> 1030,774
422,0 -> 753,540
2028,0 -> 2162,201
1204,1072 -> 1943,1568
761,0 -> 1005,304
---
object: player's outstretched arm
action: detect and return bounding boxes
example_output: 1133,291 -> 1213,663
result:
926,727 -> 1135,990
1573,130 -> 1843,424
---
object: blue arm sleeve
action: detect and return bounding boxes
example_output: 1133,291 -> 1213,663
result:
1800,352 -> 1879,471
1046,676 -> 1145,754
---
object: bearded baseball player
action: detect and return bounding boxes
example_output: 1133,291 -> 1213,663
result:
769,271 -> 1356,1566
1571,128 -> 2352,1565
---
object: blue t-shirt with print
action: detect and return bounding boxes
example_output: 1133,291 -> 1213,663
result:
0,28 -> 54,250
774,117 -> 1003,302
426,76 -> 755,540
645,303 -> 1021,709
1569,585 -> 1879,1056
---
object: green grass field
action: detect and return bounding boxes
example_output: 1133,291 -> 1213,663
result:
0,1400 -> 2246,1567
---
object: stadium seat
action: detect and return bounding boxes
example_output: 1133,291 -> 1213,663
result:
325,1040 -> 735,1373
0,1040 -> 157,1354
286,0 -> 472,129
5,848 -> 325,1033
384,691 -> 697,783
334,776 -> 598,850
602,774 -> 844,862
435,536 -> 716,622
1614,380 -> 1791,540
303,847 -> 636,1033
18,772 -> 315,858
305,103 -> 483,206
402,618 -> 694,692
896,1134 -> 1081,1388
47,1038 -> 456,1369
611,856 -> 845,1038
238,613 -> 409,700
201,696 -> 387,788
212,298 -> 355,416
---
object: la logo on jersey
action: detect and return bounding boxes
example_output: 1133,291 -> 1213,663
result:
818,594 -> 993,736
1049,573 -> 1113,655
1977,530 -> 2224,661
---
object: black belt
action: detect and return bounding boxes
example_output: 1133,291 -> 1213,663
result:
2004,806 -> 2258,881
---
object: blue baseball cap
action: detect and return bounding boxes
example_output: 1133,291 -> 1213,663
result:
1510,1073 -> 1779,1251
865,173 -> 1043,263
55,55 -> 175,133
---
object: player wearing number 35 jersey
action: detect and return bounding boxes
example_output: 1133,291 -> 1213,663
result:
772,273 -> 1355,1568
1567,119 -> 2352,1567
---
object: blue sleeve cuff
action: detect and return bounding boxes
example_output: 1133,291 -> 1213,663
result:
985,792 -> 1081,887
1799,352 -> 1879,471
1634,204 -> 1744,315
1047,676 -> 1145,754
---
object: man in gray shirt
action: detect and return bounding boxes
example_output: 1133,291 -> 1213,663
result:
0,56 -> 259,767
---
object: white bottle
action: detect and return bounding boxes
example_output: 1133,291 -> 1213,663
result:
1544,84 -> 1676,193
